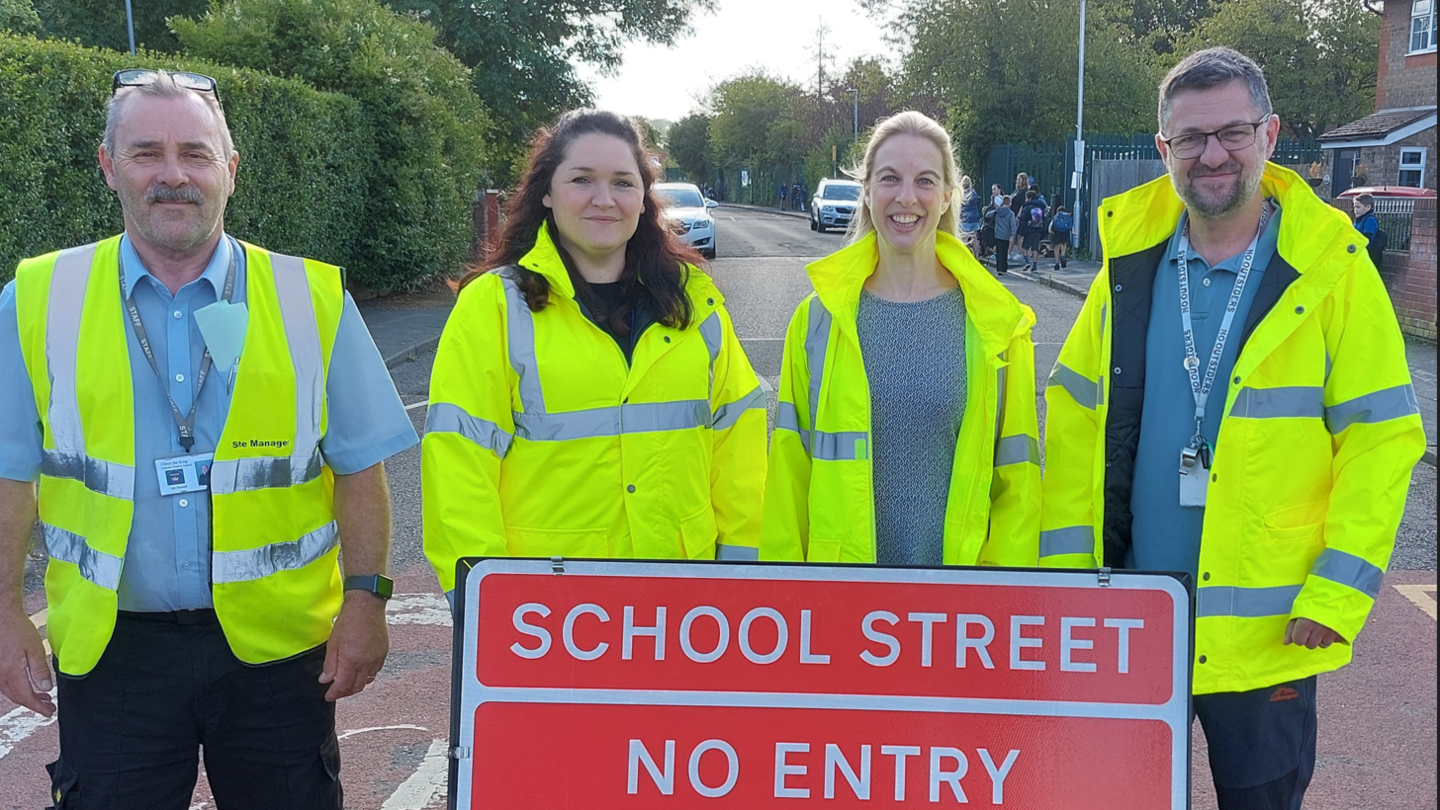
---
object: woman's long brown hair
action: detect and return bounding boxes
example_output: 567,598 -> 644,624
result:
460,109 -> 697,334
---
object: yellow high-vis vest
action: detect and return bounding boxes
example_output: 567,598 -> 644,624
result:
759,230 -> 1041,565
15,235 -> 345,675
422,225 -> 767,598
1041,163 -> 1426,694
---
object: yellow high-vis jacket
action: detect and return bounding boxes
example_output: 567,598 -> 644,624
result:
760,230 -> 1041,565
16,236 -> 346,675
422,225 -> 767,598
1042,163 -> 1426,694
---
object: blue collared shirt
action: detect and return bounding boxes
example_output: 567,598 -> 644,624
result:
0,233 -> 418,611
1128,202 -> 1283,578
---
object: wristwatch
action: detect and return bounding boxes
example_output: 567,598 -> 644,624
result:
343,574 -> 394,601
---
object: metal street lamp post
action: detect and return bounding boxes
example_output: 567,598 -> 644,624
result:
125,0 -> 136,55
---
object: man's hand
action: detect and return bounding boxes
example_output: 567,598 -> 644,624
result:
0,603 -> 54,717
1284,617 -> 1345,650
319,591 -> 389,701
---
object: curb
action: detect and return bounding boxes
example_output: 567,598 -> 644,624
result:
718,203 -> 810,221
383,335 -> 442,369
1425,447 -> 1438,467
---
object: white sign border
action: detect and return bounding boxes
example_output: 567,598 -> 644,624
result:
451,559 -> 1192,809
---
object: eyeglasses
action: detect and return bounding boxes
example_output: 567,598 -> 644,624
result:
112,69 -> 221,103
1159,114 -> 1272,160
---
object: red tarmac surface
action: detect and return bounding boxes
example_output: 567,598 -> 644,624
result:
1,565 -> 1434,809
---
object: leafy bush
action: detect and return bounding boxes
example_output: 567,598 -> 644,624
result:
0,33 -> 374,286
173,0 -> 491,292
1,0 -> 41,35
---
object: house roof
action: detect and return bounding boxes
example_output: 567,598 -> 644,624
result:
1319,107 -> 1437,143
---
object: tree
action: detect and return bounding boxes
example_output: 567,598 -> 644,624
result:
385,0 -> 714,181
668,113 -> 712,183
1,0 -> 40,35
173,0 -> 490,291
1170,0 -> 1378,140
32,0 -> 207,52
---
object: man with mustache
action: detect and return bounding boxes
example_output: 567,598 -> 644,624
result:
0,70 -> 416,808
1042,48 -> 1424,808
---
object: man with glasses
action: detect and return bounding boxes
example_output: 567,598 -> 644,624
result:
1042,47 -> 1423,808
0,69 -> 417,808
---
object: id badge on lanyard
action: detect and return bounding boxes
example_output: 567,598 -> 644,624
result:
1175,203 -> 1271,507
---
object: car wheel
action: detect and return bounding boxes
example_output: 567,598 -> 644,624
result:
809,215 -> 817,231
816,221 -> 827,233
702,247 -> 716,259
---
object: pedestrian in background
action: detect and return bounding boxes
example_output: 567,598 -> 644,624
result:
423,110 -> 767,607
979,200 -> 998,260
761,110 -> 1039,567
1018,189 -> 1048,272
1352,193 -> 1386,268
991,195 -> 1017,275
991,182 -> 1004,208
1008,172 -> 1029,260
1049,204 -> 1073,270
1042,47 -> 1424,809
958,174 -> 983,256
0,69 -> 415,809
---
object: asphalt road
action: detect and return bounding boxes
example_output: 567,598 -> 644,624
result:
2,205 -> 1434,809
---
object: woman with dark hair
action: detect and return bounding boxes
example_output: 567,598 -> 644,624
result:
422,110 -> 766,605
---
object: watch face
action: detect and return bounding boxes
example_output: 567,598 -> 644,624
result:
376,575 -> 394,599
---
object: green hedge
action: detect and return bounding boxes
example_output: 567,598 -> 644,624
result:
0,34 -> 373,286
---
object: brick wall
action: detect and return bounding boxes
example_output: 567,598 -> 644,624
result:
1378,1 -> 1439,110
1380,197 -> 1438,340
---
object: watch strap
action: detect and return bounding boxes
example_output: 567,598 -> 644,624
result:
343,574 -> 394,600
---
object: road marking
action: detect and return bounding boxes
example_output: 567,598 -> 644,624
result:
405,399 -> 429,411
339,724 -> 430,741
1394,584 -> 1437,621
0,699 -> 57,760
380,738 -> 449,810
387,593 -> 452,627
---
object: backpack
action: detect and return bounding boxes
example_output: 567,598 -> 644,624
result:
1052,211 -> 1073,232
1026,204 -> 1045,230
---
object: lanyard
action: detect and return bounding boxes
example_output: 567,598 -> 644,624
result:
120,238 -> 239,452
1177,202 -> 1271,448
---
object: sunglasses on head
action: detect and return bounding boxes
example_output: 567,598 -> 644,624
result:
112,69 -> 221,103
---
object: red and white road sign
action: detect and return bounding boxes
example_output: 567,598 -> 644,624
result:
449,560 -> 1192,809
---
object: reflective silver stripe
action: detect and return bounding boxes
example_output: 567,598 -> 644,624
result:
499,269 -> 546,414
712,386 -> 765,431
43,522 -> 123,591
717,544 -> 759,562
995,434 -> 1040,467
776,401 -> 810,453
41,450 -> 135,501
211,520 -> 339,584
513,400 -> 709,441
699,311 -> 723,367
1048,363 -> 1101,410
994,354 -> 1008,444
445,589 -> 456,615
1227,386 -> 1323,420
270,253 -> 325,462
1039,525 -> 1094,558
1311,548 -> 1384,599
425,402 -> 514,458
804,297 -> 832,453
1196,584 -> 1303,618
1324,384 -> 1420,434
209,450 -> 326,494
813,430 -> 867,461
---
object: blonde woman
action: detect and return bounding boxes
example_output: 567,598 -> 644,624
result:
760,111 -> 1040,566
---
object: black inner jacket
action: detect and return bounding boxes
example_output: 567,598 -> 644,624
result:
1101,239 -> 1301,568
579,280 -> 654,366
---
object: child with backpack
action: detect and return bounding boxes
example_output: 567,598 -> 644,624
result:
1049,205 -> 1073,271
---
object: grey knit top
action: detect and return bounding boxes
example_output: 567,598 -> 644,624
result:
856,286 -> 968,566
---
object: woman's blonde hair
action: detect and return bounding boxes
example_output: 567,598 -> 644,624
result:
848,110 -> 963,244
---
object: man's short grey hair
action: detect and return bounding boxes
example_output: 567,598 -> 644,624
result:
1158,47 -> 1272,132
103,70 -> 234,156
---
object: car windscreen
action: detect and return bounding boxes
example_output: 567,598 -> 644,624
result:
821,185 -> 860,201
655,188 -> 705,208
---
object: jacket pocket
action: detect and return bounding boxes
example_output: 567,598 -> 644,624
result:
1263,500 -> 1329,542
506,526 -> 610,558
805,536 -> 842,563
46,757 -> 81,809
678,508 -> 718,560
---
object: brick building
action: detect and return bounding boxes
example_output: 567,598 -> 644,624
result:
1319,0 -> 1436,195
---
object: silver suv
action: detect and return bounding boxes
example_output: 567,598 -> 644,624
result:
810,178 -> 862,234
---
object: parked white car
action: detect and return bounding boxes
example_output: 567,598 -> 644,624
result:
653,182 -> 719,259
810,178 -> 862,233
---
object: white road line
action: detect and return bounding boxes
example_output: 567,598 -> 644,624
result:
1394,584 -> 1438,621
338,724 -> 430,741
386,593 -> 452,627
0,699 -> 57,760
380,738 -> 449,810
404,399 -> 429,411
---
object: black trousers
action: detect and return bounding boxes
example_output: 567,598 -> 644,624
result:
49,610 -> 342,810
1194,676 -> 1318,810
993,239 -> 1010,274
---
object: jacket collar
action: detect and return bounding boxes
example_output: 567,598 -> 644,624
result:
514,222 -> 724,326
805,230 -> 1032,356
1101,162 -> 1360,282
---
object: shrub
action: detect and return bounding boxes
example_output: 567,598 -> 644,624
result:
0,33 -> 374,286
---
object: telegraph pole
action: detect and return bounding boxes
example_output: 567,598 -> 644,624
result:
125,0 -> 136,55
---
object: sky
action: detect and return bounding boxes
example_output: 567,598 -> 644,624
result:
576,0 -> 898,123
